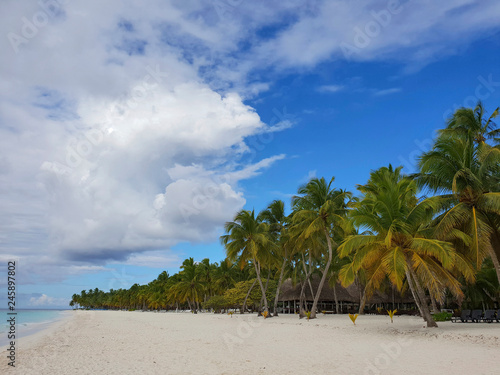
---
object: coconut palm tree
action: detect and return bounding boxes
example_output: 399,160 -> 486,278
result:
258,199 -> 290,316
416,103 -> 500,284
290,177 -> 352,319
212,258 -> 237,295
196,258 -> 217,302
172,257 -> 205,312
70,293 -> 79,309
461,258 -> 500,309
440,101 -> 499,145
339,165 -> 474,327
221,209 -> 276,314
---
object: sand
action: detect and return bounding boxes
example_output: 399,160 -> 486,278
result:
2,310 -> 499,375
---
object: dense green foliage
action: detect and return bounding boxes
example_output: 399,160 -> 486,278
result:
432,312 -> 453,321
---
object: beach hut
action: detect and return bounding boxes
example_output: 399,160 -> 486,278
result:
277,275 -> 416,314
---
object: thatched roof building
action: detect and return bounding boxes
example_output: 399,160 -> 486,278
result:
278,276 -> 415,314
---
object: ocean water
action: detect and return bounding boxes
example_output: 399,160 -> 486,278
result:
0,309 -> 69,347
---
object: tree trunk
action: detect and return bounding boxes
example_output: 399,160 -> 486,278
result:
263,270 -> 270,307
333,283 -> 340,314
258,269 -> 271,316
310,229 -> 334,319
242,279 -> 257,314
358,287 -> 367,315
430,293 -> 439,313
407,266 -> 437,327
273,257 -> 287,317
301,252 -> 314,306
307,277 -> 315,302
298,279 -> 307,318
253,260 -> 269,313
405,268 -> 425,319
299,253 -> 313,318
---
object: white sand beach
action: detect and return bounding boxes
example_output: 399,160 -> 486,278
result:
2,310 -> 499,375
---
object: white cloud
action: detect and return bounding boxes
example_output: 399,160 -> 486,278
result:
317,85 -> 345,93
114,251 -> 181,268
245,0 -> 500,71
34,81 -> 285,262
373,87 -> 401,96
0,0 -> 292,280
29,294 -> 69,307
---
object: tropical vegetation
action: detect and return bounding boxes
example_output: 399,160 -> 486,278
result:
71,102 -> 500,328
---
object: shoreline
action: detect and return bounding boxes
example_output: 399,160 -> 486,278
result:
2,311 -> 499,374
0,310 -> 73,350
0,310 -> 72,348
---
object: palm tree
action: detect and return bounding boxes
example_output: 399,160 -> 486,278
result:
462,258 -> 500,309
416,102 -> 500,284
291,177 -> 352,319
440,101 -> 499,145
258,199 -> 290,317
196,258 -> 216,302
70,293 -> 79,309
339,165 -> 474,327
172,258 -> 205,312
212,258 -> 237,295
221,209 -> 276,314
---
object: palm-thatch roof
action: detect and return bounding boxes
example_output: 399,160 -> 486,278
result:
279,276 -> 414,304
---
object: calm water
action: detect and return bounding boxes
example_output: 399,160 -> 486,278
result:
0,309 -> 69,347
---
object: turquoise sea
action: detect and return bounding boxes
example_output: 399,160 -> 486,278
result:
0,309 -> 69,347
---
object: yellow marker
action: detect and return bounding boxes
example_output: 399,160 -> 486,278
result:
387,309 -> 397,323
349,313 -> 358,325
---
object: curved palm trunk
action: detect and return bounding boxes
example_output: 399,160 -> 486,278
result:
333,283 -> 340,314
307,278 -> 315,302
299,253 -> 313,318
254,259 -> 269,314
405,268 -> 425,319
430,293 -> 439,313
259,271 -> 271,316
310,230 -> 334,319
299,279 -> 307,318
406,266 -> 437,327
273,257 -> 287,316
264,270 -> 270,298
358,288 -> 367,315
242,279 -> 257,314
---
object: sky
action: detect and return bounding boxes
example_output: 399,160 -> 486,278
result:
0,0 -> 499,309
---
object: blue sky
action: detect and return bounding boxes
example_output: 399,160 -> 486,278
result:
1,0 -> 499,308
